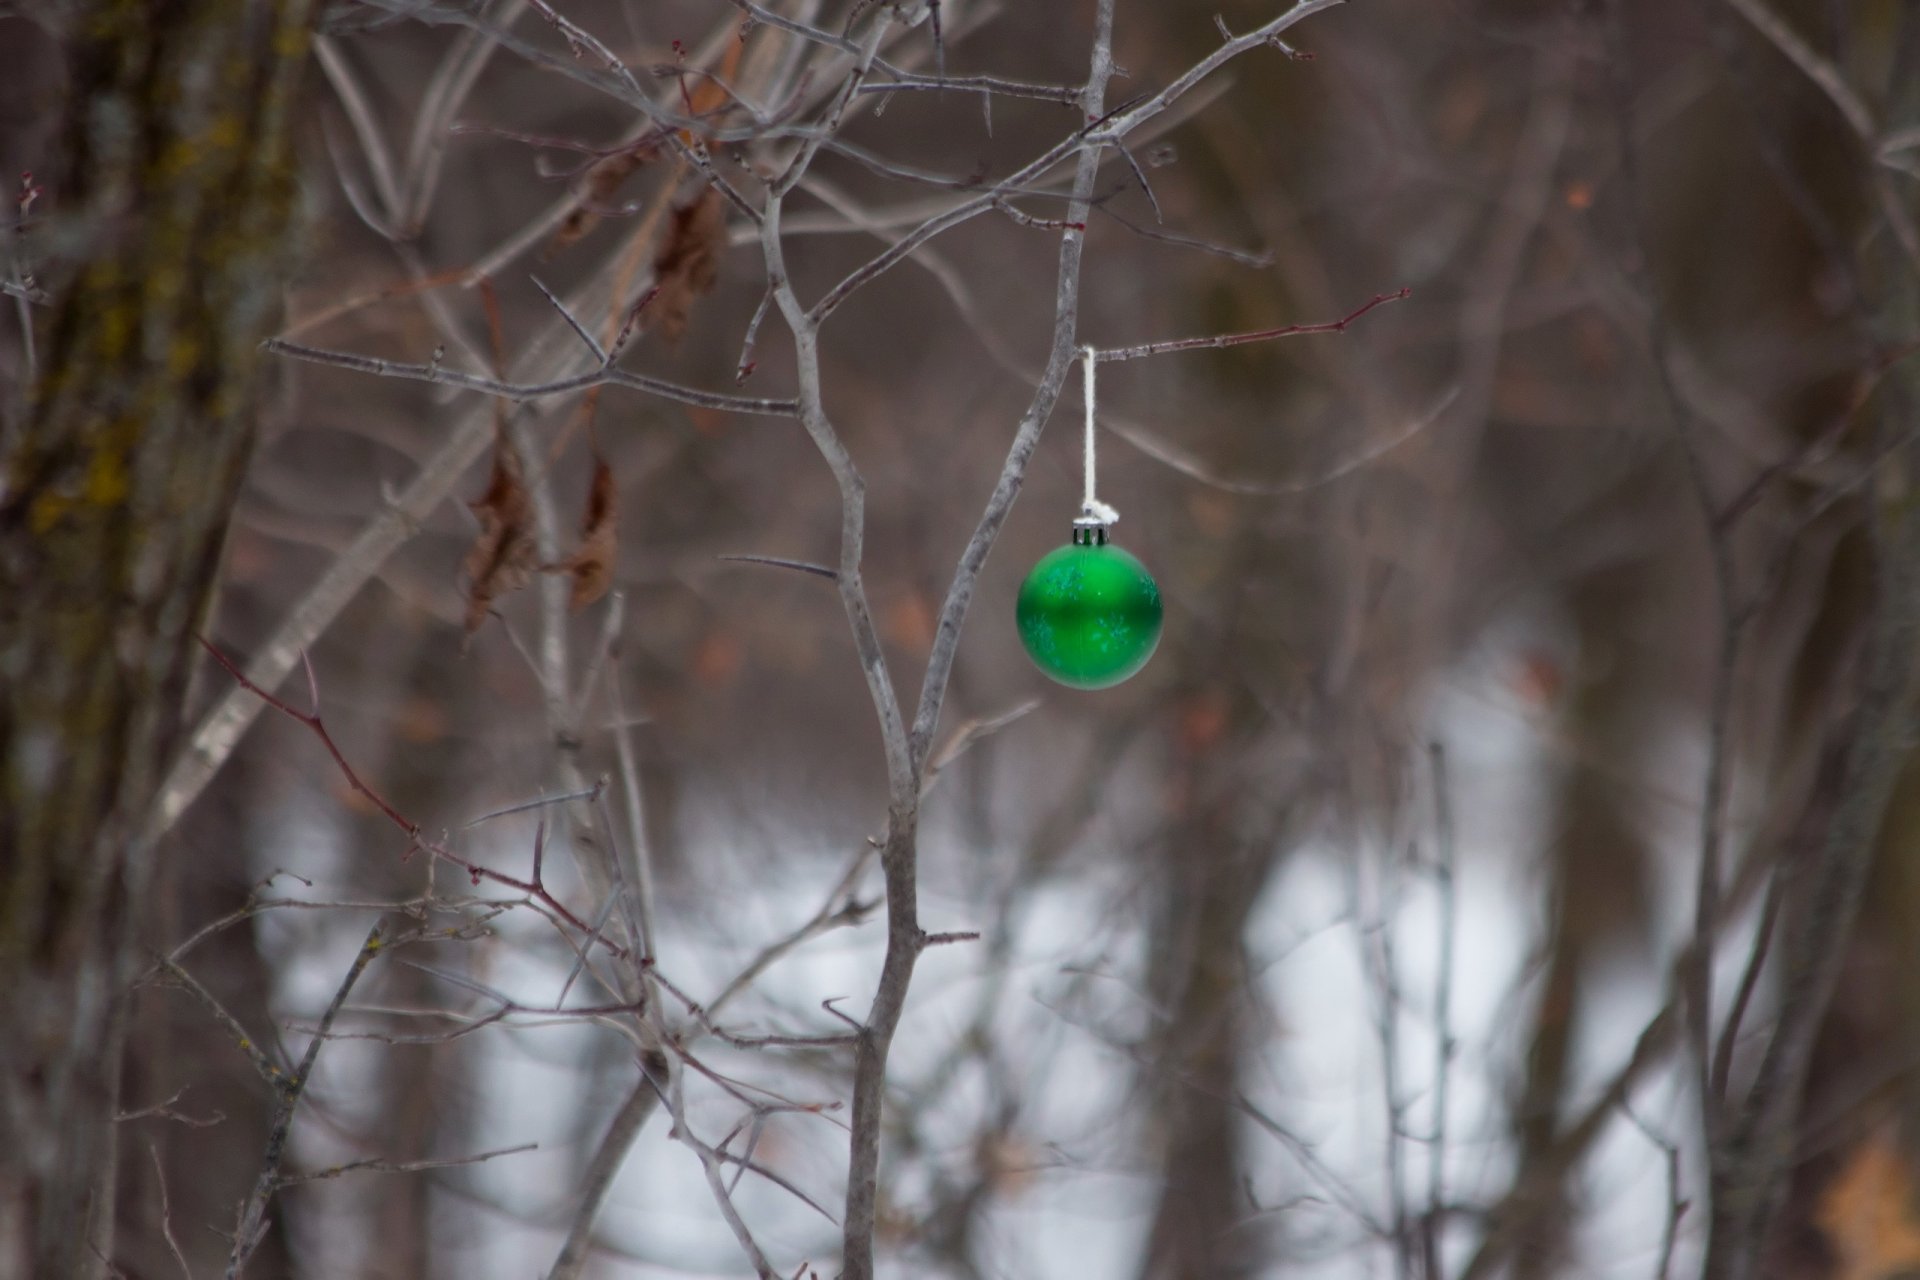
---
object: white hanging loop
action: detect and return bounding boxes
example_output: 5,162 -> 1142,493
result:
1077,344 -> 1119,532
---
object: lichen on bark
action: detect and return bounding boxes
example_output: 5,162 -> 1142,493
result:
0,2 -> 315,1274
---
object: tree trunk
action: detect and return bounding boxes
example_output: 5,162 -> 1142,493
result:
0,3 -> 314,1275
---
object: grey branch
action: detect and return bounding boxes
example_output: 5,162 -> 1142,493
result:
261,337 -> 797,417
226,923 -> 387,1279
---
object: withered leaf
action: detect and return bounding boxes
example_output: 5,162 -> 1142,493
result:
544,452 -> 618,611
462,436 -> 538,634
547,140 -> 661,258
644,186 -> 725,344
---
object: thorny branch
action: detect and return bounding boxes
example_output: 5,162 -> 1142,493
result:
195,639 -> 620,954
741,1 -> 1378,1273
147,2 -> 1399,1275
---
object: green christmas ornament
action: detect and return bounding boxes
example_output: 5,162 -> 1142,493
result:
1017,523 -> 1163,688
1016,345 -> 1163,689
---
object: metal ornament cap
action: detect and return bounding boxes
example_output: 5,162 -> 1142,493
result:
1016,527 -> 1163,689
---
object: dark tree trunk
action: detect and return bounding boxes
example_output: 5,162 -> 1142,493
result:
0,3 -> 314,1275
117,743 -> 294,1280
1496,571 -> 1656,1280
1137,668 -> 1294,1280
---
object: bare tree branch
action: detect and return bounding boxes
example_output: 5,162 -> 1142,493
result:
227,923 -> 387,1279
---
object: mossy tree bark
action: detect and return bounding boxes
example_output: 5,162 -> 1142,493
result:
0,2 -> 314,1274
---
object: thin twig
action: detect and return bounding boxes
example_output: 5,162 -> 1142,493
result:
530,275 -> 607,362
226,923 -> 387,1279
1092,288 -> 1410,362
1710,854 -> 1786,1098
1623,1106 -> 1687,1280
154,958 -> 288,1091
400,0 -> 531,235
1112,138 -> 1162,222
735,281 -> 777,382
648,1063 -> 782,1280
460,783 -> 604,830
855,72 -> 1081,104
705,842 -> 878,1023
1092,202 -> 1273,267
1720,0 -> 1873,139
279,1142 -> 537,1186
117,1088 -> 223,1129
195,638 -> 619,951
149,1144 -> 192,1280
262,336 -> 796,417
716,552 -> 840,580
803,1 -> 1314,326
1103,384 -> 1456,497
922,699 -> 1041,795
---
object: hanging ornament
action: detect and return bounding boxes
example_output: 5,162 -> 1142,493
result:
1016,346 -> 1163,689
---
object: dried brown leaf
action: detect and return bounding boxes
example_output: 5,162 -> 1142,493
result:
544,453 -> 618,611
643,186 -> 725,344
547,141 -> 660,257
462,437 -> 538,634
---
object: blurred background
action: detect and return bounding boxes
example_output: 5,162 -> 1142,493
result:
6,0 -> 1918,1276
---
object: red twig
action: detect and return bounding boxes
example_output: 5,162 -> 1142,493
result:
198,637 -> 414,833
195,637 -> 622,956
1093,287 -> 1411,363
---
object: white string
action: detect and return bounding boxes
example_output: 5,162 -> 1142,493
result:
1080,345 -> 1118,526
